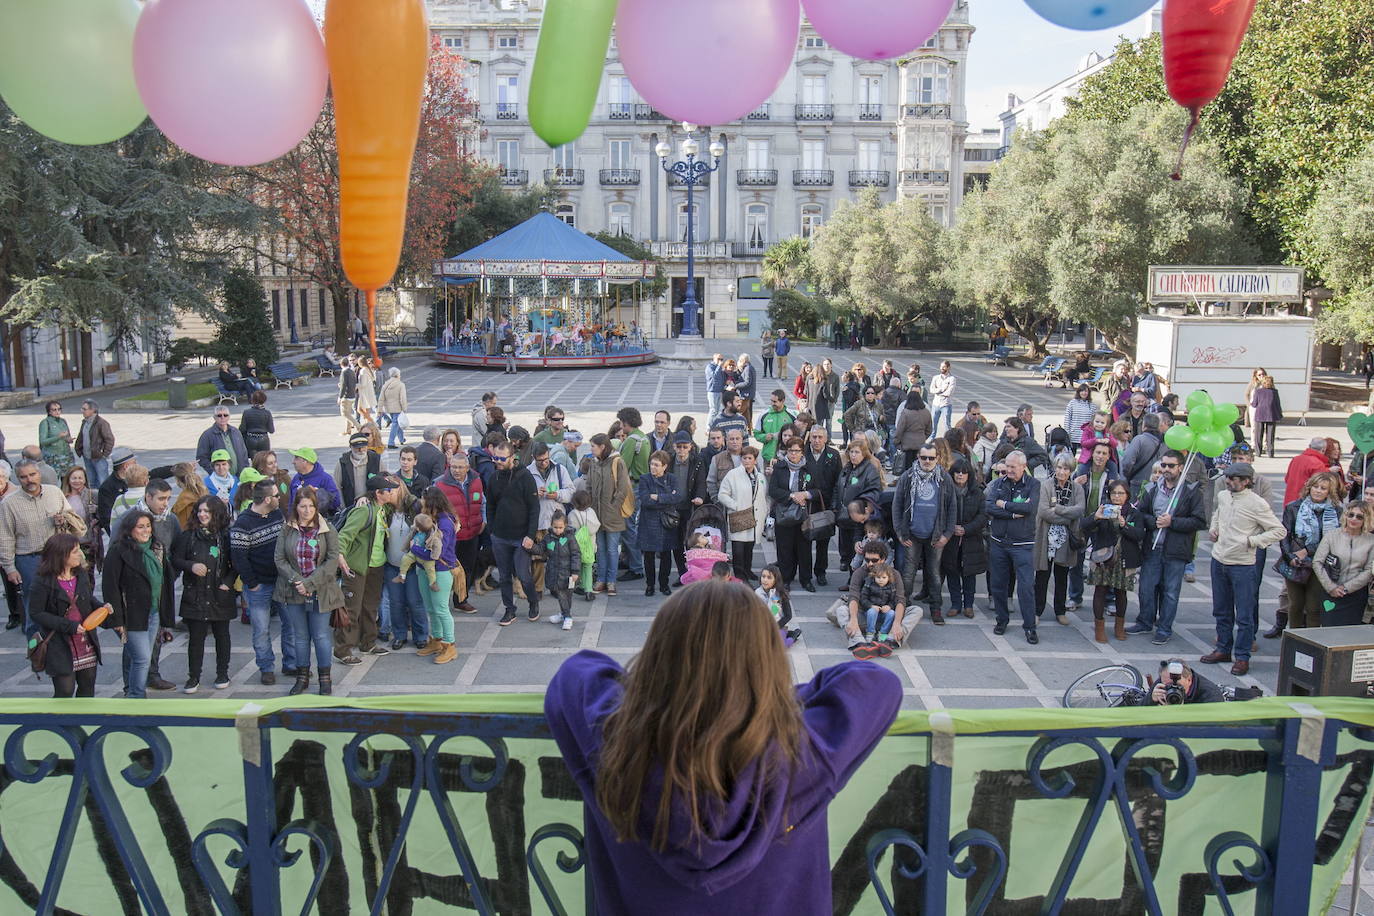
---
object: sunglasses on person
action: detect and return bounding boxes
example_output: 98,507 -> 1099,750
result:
1160,461 -> 1179,469
918,454 -> 938,462
863,555 -> 882,564
550,416 -> 565,422
1349,512 -> 1366,520
215,412 -> 230,419
493,454 -> 511,463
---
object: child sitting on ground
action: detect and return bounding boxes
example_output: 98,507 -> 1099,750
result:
853,561 -> 899,660
709,560 -> 735,582
756,564 -> 801,646
395,514 -> 442,590
567,490 -> 599,600
681,528 -> 730,585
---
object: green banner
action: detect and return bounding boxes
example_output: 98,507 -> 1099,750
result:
0,695 -> 1369,913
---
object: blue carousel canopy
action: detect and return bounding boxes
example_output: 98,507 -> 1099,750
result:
434,212 -> 653,281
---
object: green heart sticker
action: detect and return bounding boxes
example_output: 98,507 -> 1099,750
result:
1323,599 -> 1336,612
850,476 -> 858,485
209,546 -> 220,558
1347,413 -> 1374,454
308,539 -> 318,548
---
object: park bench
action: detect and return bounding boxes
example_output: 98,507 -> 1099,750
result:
983,345 -> 1011,366
212,379 -> 240,406
268,362 -> 306,389
313,355 -> 337,377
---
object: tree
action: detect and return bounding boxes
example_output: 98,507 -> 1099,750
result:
760,237 -> 814,292
767,288 -> 824,339
1306,141 -> 1374,344
447,174 -> 556,256
215,269 -> 280,368
0,102 -> 262,379
244,39 -> 487,351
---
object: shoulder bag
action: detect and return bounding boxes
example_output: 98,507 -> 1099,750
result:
727,474 -> 758,533
802,493 -> 837,542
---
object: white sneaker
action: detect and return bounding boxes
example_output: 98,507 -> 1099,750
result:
562,617 -> 574,631
548,613 -> 564,625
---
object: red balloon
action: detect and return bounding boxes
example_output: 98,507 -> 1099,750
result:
1161,0 -> 1257,179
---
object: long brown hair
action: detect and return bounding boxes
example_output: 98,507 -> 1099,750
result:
595,580 -> 805,850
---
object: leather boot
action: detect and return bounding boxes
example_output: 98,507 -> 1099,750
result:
434,641 -> 458,664
416,638 -> 442,657
1263,613 -> 1287,639
1094,619 -> 1107,643
318,670 -> 332,696
289,670 -> 310,696
1114,615 -> 1127,640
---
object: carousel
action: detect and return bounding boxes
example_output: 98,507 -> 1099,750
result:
431,212 -> 658,370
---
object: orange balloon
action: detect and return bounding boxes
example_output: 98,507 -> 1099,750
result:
324,0 -> 428,364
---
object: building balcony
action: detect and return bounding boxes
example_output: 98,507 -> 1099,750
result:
793,169 -> 835,187
499,168 -> 528,186
732,241 -> 768,258
857,103 -> 884,121
795,103 -> 834,121
495,102 -> 520,120
599,168 -> 641,186
736,169 -> 779,187
899,169 -> 950,186
607,102 -> 633,121
649,241 -> 731,260
634,103 -> 671,121
668,171 -> 709,187
849,170 -> 891,188
746,104 -> 771,121
902,103 -> 951,120
544,168 -> 584,186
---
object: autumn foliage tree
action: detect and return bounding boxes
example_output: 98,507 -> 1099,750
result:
243,39 -> 491,350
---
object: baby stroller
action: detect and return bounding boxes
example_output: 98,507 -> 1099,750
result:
681,503 -> 730,585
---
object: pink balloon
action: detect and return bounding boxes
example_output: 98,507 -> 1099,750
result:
134,0 -> 327,166
618,0 -> 799,126
803,0 -> 956,60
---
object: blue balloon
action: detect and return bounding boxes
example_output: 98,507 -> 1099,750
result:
1023,0 -> 1156,31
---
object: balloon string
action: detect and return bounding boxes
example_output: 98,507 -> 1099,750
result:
366,288 -> 381,367
1170,108 -> 1201,181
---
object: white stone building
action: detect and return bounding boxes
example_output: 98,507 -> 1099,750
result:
429,0 -> 973,339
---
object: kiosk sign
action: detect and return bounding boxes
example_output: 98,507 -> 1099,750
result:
1148,266 -> 1305,303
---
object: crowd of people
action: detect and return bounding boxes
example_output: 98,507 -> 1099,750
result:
0,341 -> 1364,701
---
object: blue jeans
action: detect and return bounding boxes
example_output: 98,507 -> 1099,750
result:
1068,556 -> 1084,606
1135,552 -> 1187,638
706,391 -> 722,426
595,529 -> 622,585
121,609 -> 158,699
946,573 -> 978,610
932,402 -> 953,436
15,552 -> 41,635
864,607 -> 894,636
1212,559 -> 1259,661
282,599 -> 332,672
84,457 -> 111,488
989,540 -> 1036,630
385,413 -> 406,447
244,584 -> 296,673
384,563 -> 429,643
492,535 -> 537,613
621,506 -> 643,575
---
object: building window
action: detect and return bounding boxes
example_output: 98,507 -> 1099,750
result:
271,290 -> 281,330
497,35 -> 518,49
553,143 -> 576,171
857,140 -> 881,171
861,75 -> 882,105
745,138 -> 770,170
801,139 -> 825,170
804,36 -> 826,49
744,203 -> 768,251
931,203 -> 947,224
318,289 -> 327,324
802,74 -> 828,105
801,204 -> 824,239
911,130 -> 949,170
676,201 -> 700,241
299,290 -> 309,328
442,35 -> 463,49
909,60 -> 950,104
497,139 -> 520,171
496,74 -> 519,117
607,75 -> 632,118
608,202 -> 632,236
607,138 -> 632,169
555,203 -> 576,227
462,61 -> 480,103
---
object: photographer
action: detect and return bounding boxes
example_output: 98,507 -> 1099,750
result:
1127,659 -> 1226,706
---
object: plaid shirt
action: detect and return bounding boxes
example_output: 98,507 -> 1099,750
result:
296,526 -> 320,578
0,484 -> 84,574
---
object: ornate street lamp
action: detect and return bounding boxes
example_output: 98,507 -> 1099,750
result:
657,123 -> 723,349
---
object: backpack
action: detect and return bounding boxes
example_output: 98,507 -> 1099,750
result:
335,501 -> 376,542
574,524 -> 596,561
615,456 -> 635,518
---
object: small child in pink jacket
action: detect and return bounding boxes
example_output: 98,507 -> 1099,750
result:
1076,412 -> 1120,470
680,527 -> 730,585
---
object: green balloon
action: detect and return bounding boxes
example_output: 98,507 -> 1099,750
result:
1185,390 -> 1213,412
0,0 -> 147,145
1187,404 -> 1214,431
1164,424 -> 1196,452
529,0 -> 619,149
1213,402 -> 1240,428
1196,429 -> 1228,458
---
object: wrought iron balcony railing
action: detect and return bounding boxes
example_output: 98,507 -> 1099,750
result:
899,169 -> 950,186
499,168 -> 528,186
599,168 -> 641,186
736,169 -> 779,187
795,103 -> 834,121
543,168 -> 584,185
793,169 -> 835,187
849,170 -> 891,188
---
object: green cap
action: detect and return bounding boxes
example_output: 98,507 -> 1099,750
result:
238,468 -> 264,484
289,447 -> 318,464
210,449 -> 231,463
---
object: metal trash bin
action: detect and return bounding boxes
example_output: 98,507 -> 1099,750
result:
167,376 -> 188,410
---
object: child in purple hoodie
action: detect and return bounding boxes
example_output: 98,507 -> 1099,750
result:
545,579 -> 901,915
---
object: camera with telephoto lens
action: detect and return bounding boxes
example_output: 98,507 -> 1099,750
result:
1162,661 -> 1187,705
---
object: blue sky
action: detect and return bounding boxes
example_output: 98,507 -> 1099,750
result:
964,3 -> 1159,131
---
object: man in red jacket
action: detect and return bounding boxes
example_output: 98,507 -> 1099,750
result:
1284,437 -> 1333,504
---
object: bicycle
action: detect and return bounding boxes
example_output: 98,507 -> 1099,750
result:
1062,663 -> 1264,708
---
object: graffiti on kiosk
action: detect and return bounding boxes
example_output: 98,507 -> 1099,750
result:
1189,345 -> 1249,366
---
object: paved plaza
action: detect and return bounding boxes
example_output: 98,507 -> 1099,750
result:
0,346 -> 1344,708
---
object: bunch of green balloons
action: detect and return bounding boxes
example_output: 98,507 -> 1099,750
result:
1163,390 -> 1239,458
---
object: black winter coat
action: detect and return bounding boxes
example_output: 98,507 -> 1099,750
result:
1134,480 -> 1207,562
941,482 -> 989,577
172,527 -> 239,621
668,451 -> 708,508
239,405 -> 275,455
833,461 -> 882,523
336,451 -> 383,508
804,446 -> 842,510
102,539 -> 175,632
1081,512 -> 1147,570
28,570 -> 101,678
635,473 -> 682,553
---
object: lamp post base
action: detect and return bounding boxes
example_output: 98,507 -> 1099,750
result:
652,335 -> 711,372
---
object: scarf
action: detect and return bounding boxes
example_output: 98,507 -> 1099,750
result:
137,539 -> 163,608
1296,499 -> 1338,545
1048,481 -> 1074,555
907,465 -> 938,513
